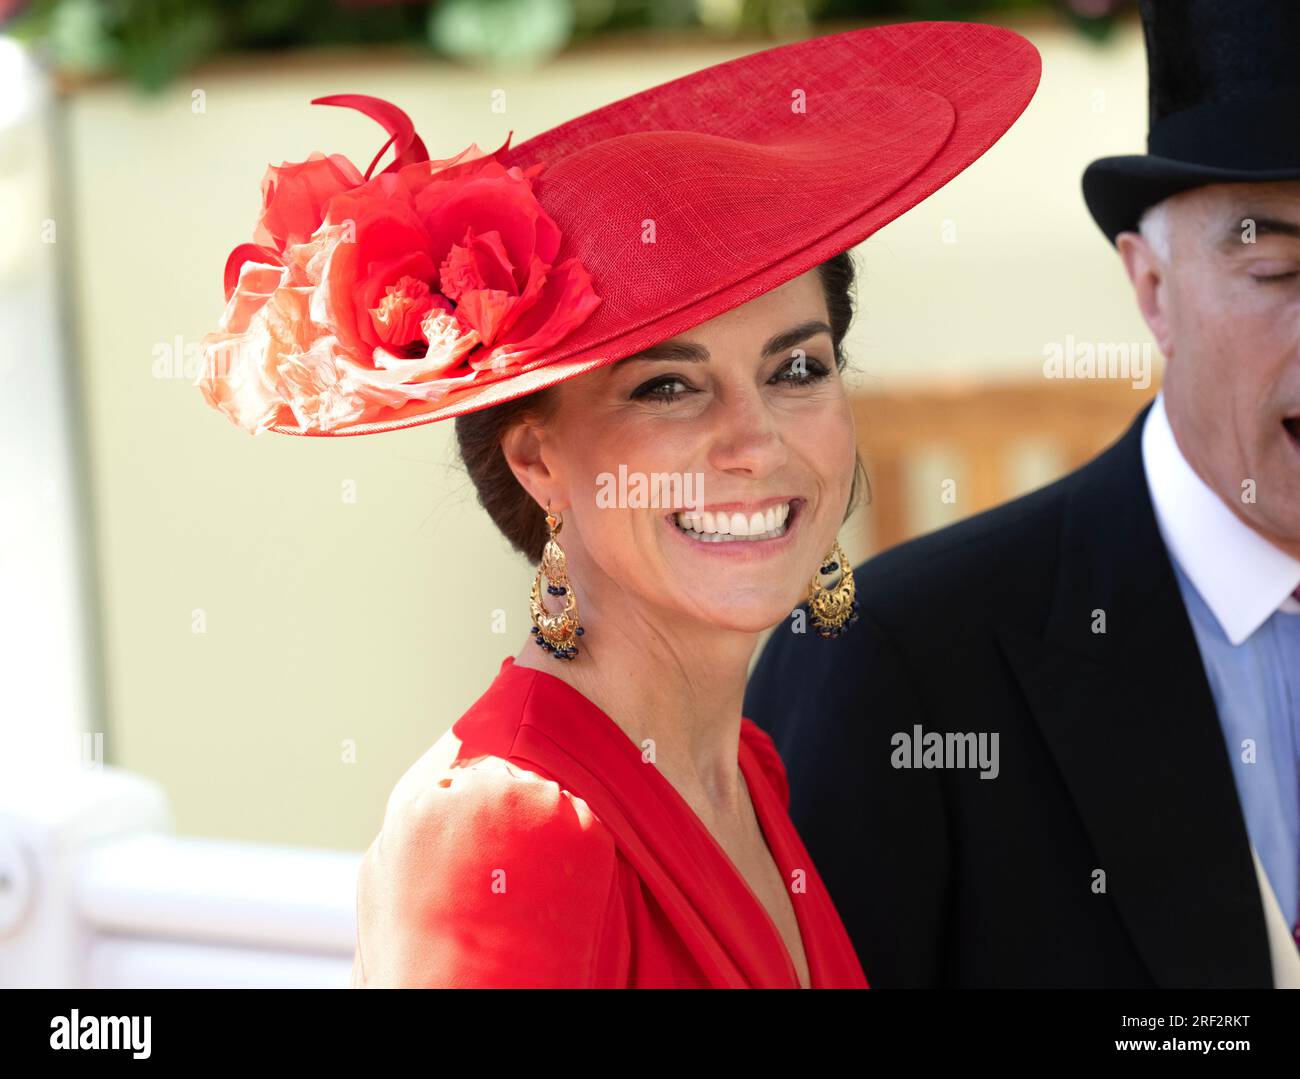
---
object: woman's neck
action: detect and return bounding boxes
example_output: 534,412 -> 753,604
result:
512,588 -> 760,817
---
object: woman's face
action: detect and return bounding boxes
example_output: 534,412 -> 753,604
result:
518,267 -> 858,634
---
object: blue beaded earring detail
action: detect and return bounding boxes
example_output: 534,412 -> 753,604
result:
808,539 -> 858,639
529,505 -> 584,660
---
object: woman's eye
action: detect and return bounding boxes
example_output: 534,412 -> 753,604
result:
629,356 -> 830,403
770,355 -> 831,385
631,376 -> 691,403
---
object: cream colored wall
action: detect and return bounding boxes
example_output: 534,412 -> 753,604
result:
64,19 -> 1157,850
848,19 -> 1154,383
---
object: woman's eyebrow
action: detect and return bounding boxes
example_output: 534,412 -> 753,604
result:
628,319 -> 833,363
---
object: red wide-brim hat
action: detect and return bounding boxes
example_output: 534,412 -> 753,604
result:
199,21 -> 1040,438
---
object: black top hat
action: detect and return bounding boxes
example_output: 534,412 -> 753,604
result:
1082,0 -> 1300,244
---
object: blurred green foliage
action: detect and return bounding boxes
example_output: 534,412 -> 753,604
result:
2,0 -> 1132,92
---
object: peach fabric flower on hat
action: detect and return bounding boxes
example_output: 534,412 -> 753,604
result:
198,95 -> 601,436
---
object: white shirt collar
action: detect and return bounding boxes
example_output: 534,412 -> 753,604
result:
1141,392 -> 1300,645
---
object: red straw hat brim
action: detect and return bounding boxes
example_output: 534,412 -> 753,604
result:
271,21 -> 1040,436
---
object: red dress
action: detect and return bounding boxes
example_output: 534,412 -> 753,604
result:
351,656 -> 868,988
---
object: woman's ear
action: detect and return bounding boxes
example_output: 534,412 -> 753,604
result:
500,418 -> 561,511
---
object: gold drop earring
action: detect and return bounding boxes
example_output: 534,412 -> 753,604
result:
807,539 -> 858,639
529,504 -> 584,660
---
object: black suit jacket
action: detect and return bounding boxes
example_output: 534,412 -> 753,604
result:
744,406 -> 1274,987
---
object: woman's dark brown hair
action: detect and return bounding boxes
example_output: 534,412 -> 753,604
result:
455,250 -> 868,563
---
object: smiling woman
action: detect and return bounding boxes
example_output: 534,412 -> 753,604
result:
300,21 -> 1043,988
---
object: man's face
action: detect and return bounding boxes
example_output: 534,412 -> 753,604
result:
1118,181 -> 1300,558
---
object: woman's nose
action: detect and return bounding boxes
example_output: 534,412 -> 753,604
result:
704,388 -> 788,478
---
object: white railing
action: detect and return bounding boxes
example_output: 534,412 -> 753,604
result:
0,766 -> 359,988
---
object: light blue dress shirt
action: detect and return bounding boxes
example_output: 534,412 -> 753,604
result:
1170,560 -> 1300,927
1141,393 -> 1300,931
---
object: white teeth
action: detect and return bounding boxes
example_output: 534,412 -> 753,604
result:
672,502 -> 794,542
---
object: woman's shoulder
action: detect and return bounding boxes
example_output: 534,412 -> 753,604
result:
382,743 -> 616,868
353,739 -> 623,988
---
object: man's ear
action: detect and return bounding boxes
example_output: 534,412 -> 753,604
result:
500,418 -> 561,512
1116,229 -> 1174,360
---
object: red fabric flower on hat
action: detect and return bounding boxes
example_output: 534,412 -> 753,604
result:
198,94 -> 602,435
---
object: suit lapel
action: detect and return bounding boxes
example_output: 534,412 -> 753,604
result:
997,407 -> 1272,987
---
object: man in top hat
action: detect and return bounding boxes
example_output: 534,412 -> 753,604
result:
744,0 -> 1300,988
